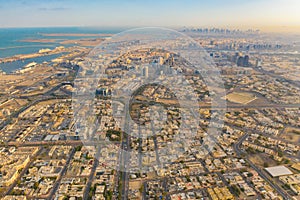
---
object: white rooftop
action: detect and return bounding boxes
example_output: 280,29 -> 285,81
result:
265,166 -> 293,177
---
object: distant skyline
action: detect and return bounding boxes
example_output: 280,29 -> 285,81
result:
0,0 -> 300,32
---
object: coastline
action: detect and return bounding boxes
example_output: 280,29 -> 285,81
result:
41,33 -> 113,37
0,46 -> 67,64
19,38 -> 105,47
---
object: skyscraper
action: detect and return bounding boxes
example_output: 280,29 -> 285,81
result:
243,55 -> 249,67
237,56 -> 244,67
143,66 -> 149,78
158,57 -> 164,65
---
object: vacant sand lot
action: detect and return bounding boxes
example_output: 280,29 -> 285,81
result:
281,127 -> 300,143
223,92 -> 257,104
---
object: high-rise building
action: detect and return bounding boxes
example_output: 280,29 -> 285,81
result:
158,57 -> 164,65
164,53 -> 170,60
143,66 -> 149,78
237,56 -> 244,67
166,56 -> 175,66
96,88 -> 110,96
256,59 -> 262,67
236,54 -> 250,67
232,52 -> 241,63
243,55 -> 249,67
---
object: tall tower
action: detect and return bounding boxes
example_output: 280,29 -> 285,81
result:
243,55 -> 249,67
158,57 -> 164,65
237,56 -> 244,67
143,66 -> 149,78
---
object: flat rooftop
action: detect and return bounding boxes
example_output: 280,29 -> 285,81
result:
265,166 -> 293,177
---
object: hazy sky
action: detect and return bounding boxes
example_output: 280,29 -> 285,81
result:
0,0 -> 299,31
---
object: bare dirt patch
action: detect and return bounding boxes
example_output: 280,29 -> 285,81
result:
223,92 -> 257,105
249,153 -> 278,168
281,127 -> 300,143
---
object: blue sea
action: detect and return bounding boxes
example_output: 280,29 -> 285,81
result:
0,27 -> 123,73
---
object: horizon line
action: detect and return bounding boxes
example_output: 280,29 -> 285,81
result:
1,25 -> 300,34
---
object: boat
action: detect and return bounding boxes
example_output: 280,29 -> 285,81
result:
24,62 -> 37,68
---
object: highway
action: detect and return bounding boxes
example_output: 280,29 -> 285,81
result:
131,98 -> 300,110
234,133 -> 292,200
253,66 -> 300,88
0,81 -> 72,131
119,102 -> 131,200
233,133 -> 249,158
83,147 -> 101,200
0,140 -> 119,148
150,120 -> 161,167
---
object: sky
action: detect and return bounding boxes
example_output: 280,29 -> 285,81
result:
0,0 -> 300,32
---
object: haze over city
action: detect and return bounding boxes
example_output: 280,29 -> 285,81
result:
0,0 -> 300,32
